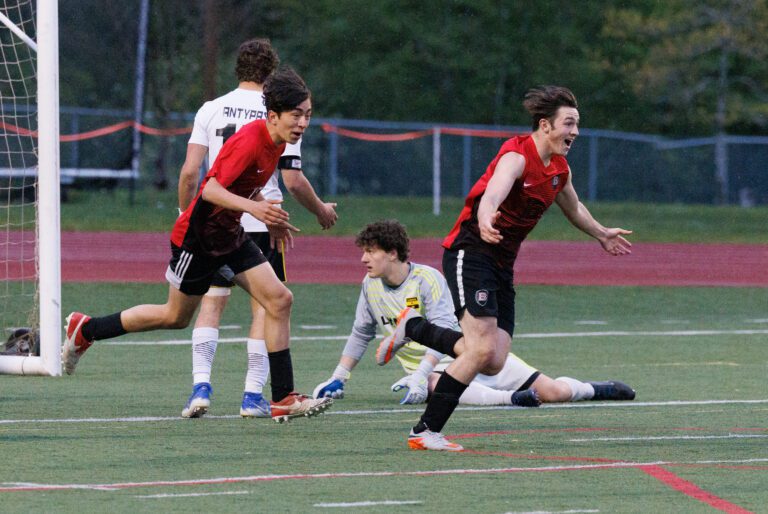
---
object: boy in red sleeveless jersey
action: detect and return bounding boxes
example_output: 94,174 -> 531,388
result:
62,68 -> 333,422
378,86 -> 632,451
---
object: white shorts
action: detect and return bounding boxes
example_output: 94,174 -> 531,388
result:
435,351 -> 538,392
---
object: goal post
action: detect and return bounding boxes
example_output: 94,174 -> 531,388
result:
0,0 -> 60,376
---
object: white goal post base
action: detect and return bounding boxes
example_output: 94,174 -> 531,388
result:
0,354 -> 59,375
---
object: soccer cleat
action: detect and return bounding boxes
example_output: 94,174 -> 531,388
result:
511,388 -> 541,407
62,312 -> 93,375
375,307 -> 420,366
181,382 -> 212,418
271,392 -> 333,423
240,392 -> 271,418
589,380 -> 636,401
407,429 -> 464,451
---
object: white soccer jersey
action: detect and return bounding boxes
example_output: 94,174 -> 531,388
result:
188,87 -> 301,232
342,263 -> 457,373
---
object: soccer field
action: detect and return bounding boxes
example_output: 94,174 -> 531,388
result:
2,283 -> 767,512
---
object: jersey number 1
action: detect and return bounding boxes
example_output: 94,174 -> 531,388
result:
216,123 -> 237,144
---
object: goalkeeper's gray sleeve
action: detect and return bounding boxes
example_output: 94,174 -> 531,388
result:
341,287 -> 377,361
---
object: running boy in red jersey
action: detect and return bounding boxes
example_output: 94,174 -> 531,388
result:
377,86 -> 632,450
62,68 -> 333,422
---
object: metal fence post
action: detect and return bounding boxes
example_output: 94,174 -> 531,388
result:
433,128 -> 441,215
715,132 -> 729,204
462,134 -> 472,197
69,113 -> 79,168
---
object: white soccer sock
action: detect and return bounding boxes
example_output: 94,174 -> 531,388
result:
192,327 -> 219,385
556,376 -> 595,401
244,338 -> 269,394
459,381 -> 512,406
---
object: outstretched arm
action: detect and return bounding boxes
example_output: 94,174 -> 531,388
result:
313,355 -> 358,399
555,172 -> 632,256
314,289 -> 377,399
282,169 -> 338,229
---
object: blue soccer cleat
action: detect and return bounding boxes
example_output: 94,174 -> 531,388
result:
181,382 -> 212,418
240,392 -> 271,418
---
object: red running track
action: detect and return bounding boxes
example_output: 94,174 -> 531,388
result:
2,231 -> 766,286
3,232 -> 758,287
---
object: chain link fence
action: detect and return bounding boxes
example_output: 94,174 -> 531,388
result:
8,107 -> 764,206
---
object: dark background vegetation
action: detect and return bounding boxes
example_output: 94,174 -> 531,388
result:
60,0 -> 768,136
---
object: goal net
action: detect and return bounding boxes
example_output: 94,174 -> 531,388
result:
0,0 -> 60,375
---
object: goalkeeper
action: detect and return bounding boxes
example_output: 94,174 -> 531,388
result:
314,219 -> 635,406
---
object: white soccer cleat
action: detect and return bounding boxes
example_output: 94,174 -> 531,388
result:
375,307 -> 420,366
407,429 -> 464,451
62,312 -> 93,375
270,392 -> 333,423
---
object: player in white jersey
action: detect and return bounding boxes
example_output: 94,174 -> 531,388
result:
314,220 -> 636,408
177,39 -> 337,419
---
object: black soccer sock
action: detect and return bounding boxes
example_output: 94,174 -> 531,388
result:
413,371 -> 468,434
405,318 -> 461,358
82,312 -> 126,341
268,349 -> 294,403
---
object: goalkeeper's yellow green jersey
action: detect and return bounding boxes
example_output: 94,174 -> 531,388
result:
341,263 -> 457,373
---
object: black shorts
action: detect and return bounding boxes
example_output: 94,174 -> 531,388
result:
166,238 -> 267,296
442,248 -> 516,337
209,232 -> 286,288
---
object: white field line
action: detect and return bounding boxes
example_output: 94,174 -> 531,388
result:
104,328 -> 768,346
1,399 -> 767,426
505,510 -> 599,514
315,500 -> 423,507
570,434 -> 768,442
1,459 -> 766,493
136,490 -> 249,499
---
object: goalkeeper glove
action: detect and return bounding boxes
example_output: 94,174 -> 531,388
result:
390,359 -> 434,404
313,364 -> 351,399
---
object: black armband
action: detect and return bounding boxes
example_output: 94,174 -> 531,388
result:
278,155 -> 302,171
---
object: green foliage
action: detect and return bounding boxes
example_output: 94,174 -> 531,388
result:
601,0 -> 768,134
56,1 -> 768,136
266,0 -> 610,126
59,0 -> 144,108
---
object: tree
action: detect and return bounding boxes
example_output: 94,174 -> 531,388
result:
262,0 -> 611,126
602,0 -> 768,135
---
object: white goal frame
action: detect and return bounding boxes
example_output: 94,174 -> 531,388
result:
0,0 -> 61,376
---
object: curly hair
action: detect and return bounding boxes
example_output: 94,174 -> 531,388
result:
523,85 -> 578,132
235,38 -> 279,84
355,220 -> 410,262
263,66 -> 310,114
